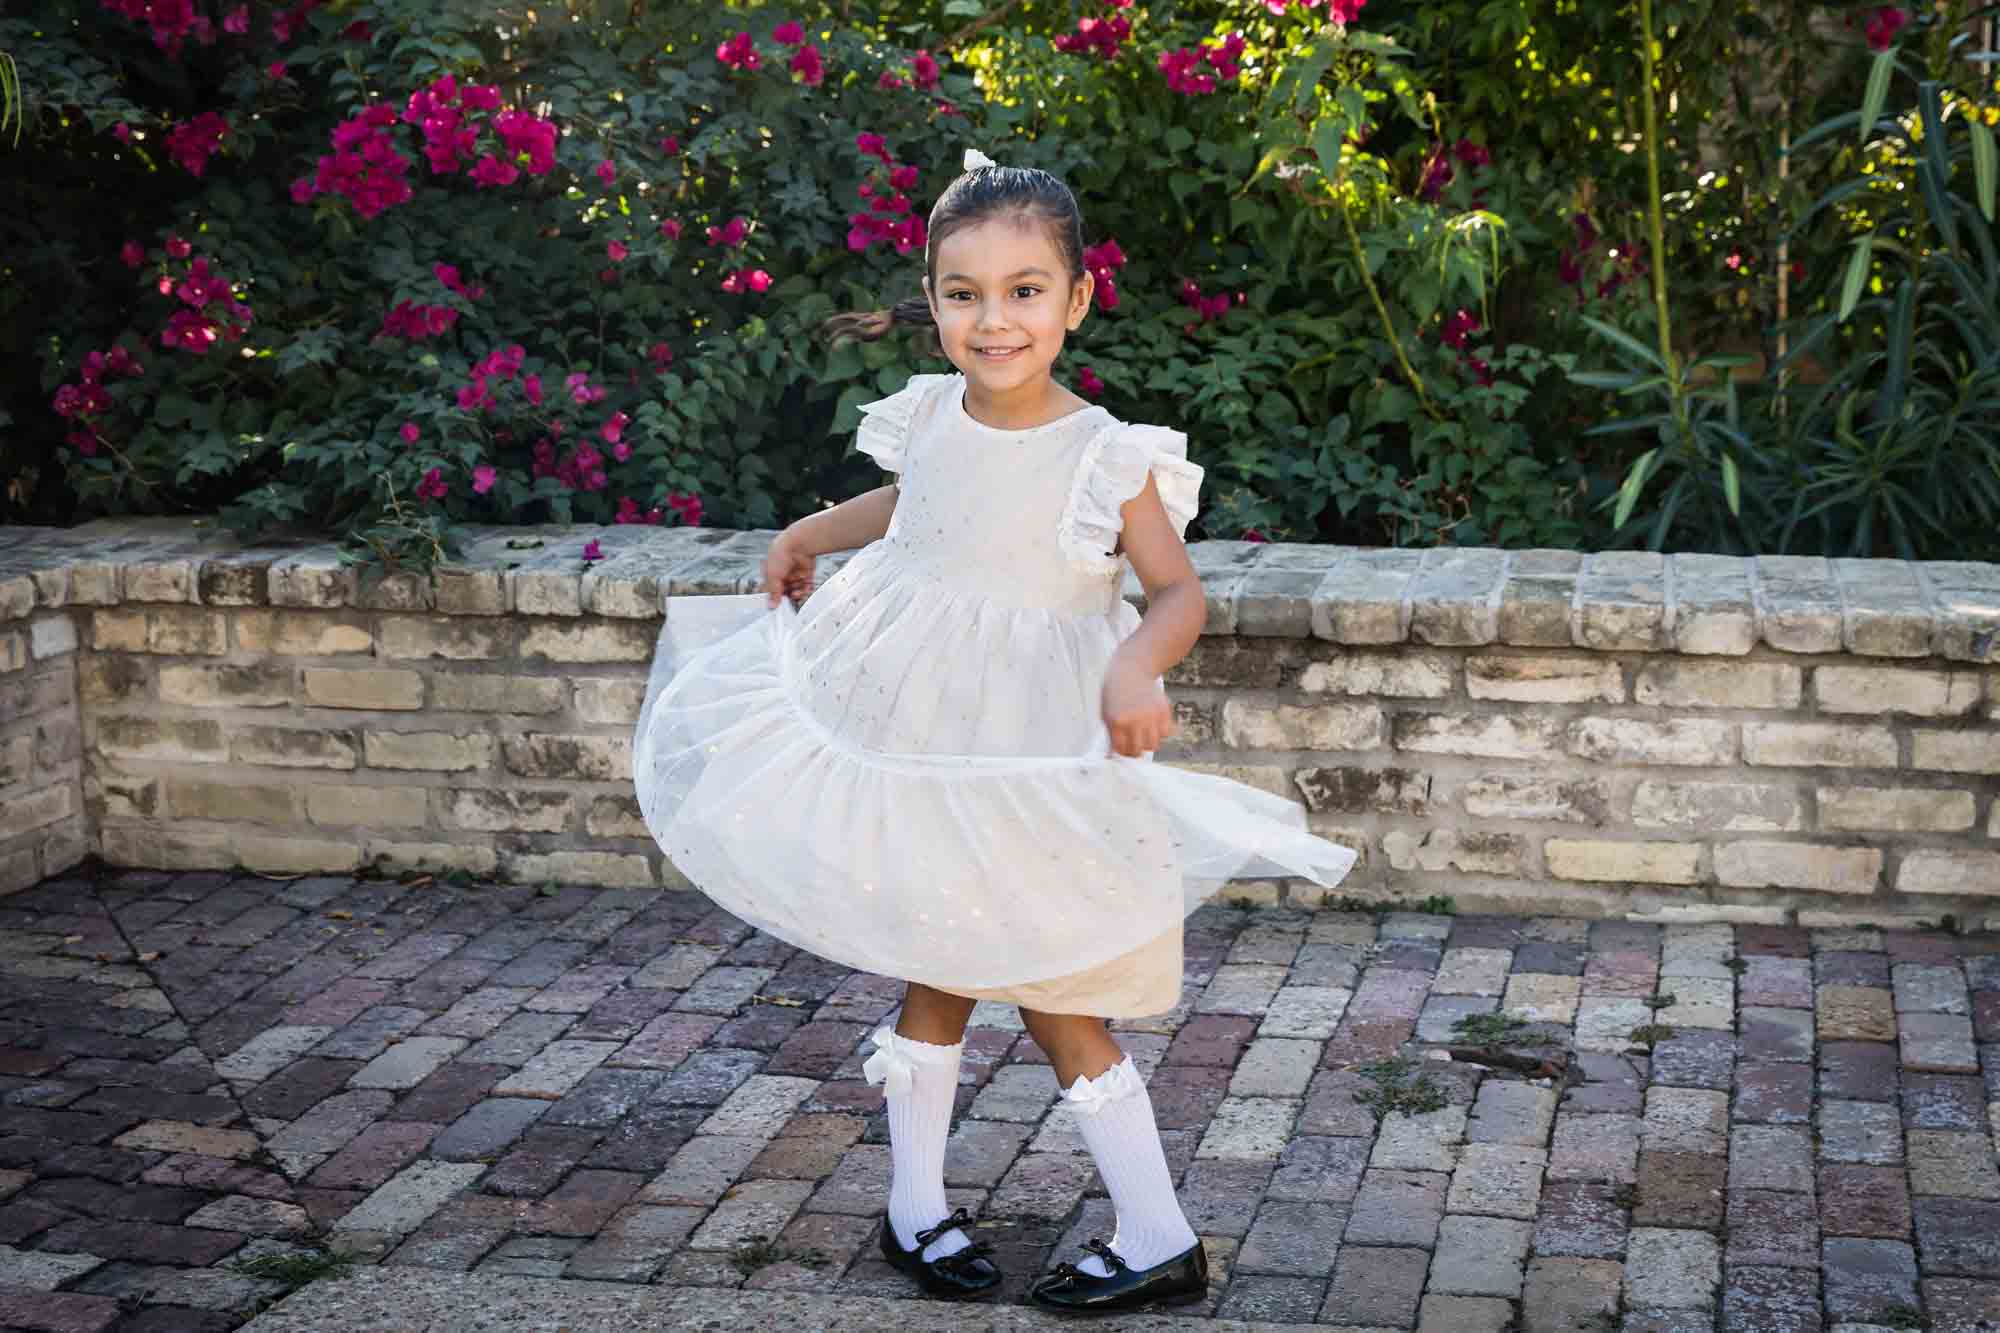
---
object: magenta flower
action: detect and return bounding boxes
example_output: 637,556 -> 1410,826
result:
470,154 -> 520,188
889,164 -> 919,191
1453,139 -> 1491,170
601,411 -> 629,444
472,465 -> 497,495
113,121 -> 133,144
1242,528 -> 1269,543
668,492 -> 704,526
268,62 -> 288,79
400,422 -> 420,444
1078,367 -> 1105,398
1054,14 -> 1131,60
416,467 -> 448,502
790,44 -> 825,86
716,32 -> 760,70
434,264 -> 486,300
607,240 -> 629,262
650,342 -> 674,371
223,5 -> 249,35
596,159 -> 616,186
120,241 -> 145,269
165,112 -> 229,176
720,270 -> 745,294
1441,309 -> 1481,350
1864,6 -> 1908,49
747,269 -> 773,293
660,134 -> 681,156
911,50 -> 941,89
855,132 -> 892,163
166,235 -> 190,259
582,539 -> 604,562
661,218 -> 684,241
704,216 -> 749,248
773,20 -> 805,45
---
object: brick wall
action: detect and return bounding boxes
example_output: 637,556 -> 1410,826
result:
2,518 -> 1997,929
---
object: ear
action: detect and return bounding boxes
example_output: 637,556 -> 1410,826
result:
1067,270 -> 1094,331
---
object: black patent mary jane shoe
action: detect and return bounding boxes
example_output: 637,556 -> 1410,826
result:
1028,1237 -> 1209,1315
879,1207 -> 1002,1300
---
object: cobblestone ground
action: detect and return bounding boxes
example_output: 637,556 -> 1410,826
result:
0,868 -> 1996,1332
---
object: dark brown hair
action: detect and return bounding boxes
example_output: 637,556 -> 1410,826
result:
820,161 -> 1087,355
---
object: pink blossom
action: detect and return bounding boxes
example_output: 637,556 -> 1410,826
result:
612,442 -> 631,461
400,422 -> 420,444
121,241 -> 146,269
470,154 -> 520,188
790,44 -> 825,86
773,20 -> 805,45
704,216 -> 749,248
1440,308 -> 1481,350
747,269 -> 773,292
601,411 -> 629,444
661,218 -> 684,241
1158,48 -> 1217,96
434,264 -> 486,300
889,164 -> 919,191
165,112 -> 229,176
716,31 -> 760,70
855,132 -> 892,163
462,84 -> 501,111
493,110 -> 559,174
1054,14 -> 1132,60
1242,528 -> 1269,543
112,121 -> 133,144
668,492 -> 704,526
650,342 -> 674,371
1078,367 -> 1105,398
911,50 -> 941,89
1864,6 -> 1908,49
582,539 -> 604,562
878,71 -> 907,91
268,62 -> 288,79
1452,138 -> 1491,170
416,467 -> 448,501
607,240 -> 629,262
566,372 -> 606,405
166,235 -> 191,259
223,5 -> 249,35
524,374 -> 543,405
596,158 -> 617,186
472,465 -> 497,494
660,134 -> 681,155
720,271 -> 745,294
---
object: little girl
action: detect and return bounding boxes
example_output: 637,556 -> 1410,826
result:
633,148 -> 1356,1314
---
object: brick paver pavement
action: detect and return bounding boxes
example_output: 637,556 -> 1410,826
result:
0,865 -> 1996,1331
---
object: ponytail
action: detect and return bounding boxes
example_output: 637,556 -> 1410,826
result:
819,296 -> 941,356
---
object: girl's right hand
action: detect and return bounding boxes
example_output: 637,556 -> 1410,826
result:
763,530 -> 816,607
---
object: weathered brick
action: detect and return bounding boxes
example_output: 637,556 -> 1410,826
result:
234,610 -> 373,655
1567,717 -> 1736,766
1466,655 -> 1624,704
1394,713 -> 1563,759
1818,785 -> 1978,832
1545,839 -> 1701,886
302,668 -> 425,710
377,616 -> 512,661
428,674 -> 565,715
1221,701 -> 1382,751
1631,780 -> 1802,832
230,725 -> 358,770
1462,774 -> 1610,824
1814,665 -> 1982,716
1715,841 -> 1882,895
156,662 -> 293,708
1744,722 -> 1898,769
1897,850 -> 2000,897
1635,661 -> 1802,710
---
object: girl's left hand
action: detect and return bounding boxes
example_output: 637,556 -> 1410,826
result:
1101,656 -> 1176,757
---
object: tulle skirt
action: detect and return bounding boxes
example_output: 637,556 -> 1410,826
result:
631,590 -> 1357,1002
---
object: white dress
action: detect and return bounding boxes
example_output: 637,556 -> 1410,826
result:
631,372 -> 1356,1016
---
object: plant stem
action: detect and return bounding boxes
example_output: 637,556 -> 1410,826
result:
1337,195 -> 1442,421
1636,0 -> 1677,382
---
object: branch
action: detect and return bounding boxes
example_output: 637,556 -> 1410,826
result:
939,0 -> 1024,53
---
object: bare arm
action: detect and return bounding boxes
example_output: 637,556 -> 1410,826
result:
764,484 -> 900,606
1101,474 -> 1205,756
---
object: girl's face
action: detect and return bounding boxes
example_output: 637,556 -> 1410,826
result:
923,215 -> 1093,397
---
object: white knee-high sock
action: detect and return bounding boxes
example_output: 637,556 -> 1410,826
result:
863,1024 -> 970,1261
1065,1056 -> 1199,1276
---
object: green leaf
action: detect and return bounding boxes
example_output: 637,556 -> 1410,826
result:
1721,453 -> 1741,517
1612,447 -> 1659,530
1859,47 -> 1896,148
1839,233 -> 1875,322
1580,316 -> 1666,373
1971,119 -> 1997,223
1163,127 -> 1194,154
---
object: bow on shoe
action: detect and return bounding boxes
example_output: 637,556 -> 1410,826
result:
915,1209 -> 995,1269
1061,1058 -> 1144,1116
861,1024 -> 915,1096
1053,1238 -> 1127,1280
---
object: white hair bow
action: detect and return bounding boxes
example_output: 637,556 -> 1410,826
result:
964,148 -> 997,171
861,1023 -> 916,1097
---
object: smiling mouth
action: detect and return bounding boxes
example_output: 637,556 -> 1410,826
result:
975,346 -> 1025,356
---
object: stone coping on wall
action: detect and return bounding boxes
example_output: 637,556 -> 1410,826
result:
3,516 -> 1998,661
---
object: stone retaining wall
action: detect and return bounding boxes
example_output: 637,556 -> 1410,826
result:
3,518 -> 1998,929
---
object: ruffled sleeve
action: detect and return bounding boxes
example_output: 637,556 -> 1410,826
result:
854,373 -> 955,475
1060,422 -> 1205,574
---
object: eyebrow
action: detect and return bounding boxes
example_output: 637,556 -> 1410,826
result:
938,268 -> 1056,283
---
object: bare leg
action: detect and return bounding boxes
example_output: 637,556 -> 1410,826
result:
1019,1008 -> 1123,1089
899,982 -> 976,1045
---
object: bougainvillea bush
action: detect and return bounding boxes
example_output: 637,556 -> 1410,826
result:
2,0 -> 1984,564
